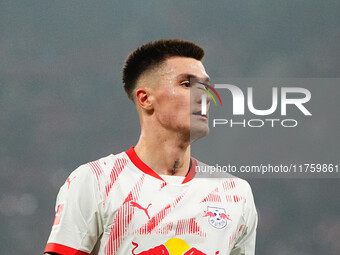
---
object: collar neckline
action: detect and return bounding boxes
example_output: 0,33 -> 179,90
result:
125,146 -> 197,184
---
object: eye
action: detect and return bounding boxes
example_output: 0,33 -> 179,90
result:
181,82 -> 191,88
197,81 -> 210,90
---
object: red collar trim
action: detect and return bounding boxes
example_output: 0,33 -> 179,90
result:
126,146 -> 163,181
125,147 -> 197,184
182,157 -> 197,183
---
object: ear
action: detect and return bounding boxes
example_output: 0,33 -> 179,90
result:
135,87 -> 154,111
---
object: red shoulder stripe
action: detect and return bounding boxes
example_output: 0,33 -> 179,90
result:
44,243 -> 89,255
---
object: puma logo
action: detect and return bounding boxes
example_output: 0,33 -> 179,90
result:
130,201 -> 152,219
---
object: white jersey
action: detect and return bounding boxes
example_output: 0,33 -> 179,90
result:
45,147 -> 257,255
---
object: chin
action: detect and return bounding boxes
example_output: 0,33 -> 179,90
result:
190,125 -> 210,143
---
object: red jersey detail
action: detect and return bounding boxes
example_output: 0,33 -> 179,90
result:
137,204 -> 171,235
160,181 -> 167,189
130,201 -> 152,219
66,176 -> 76,189
225,195 -> 233,202
87,160 -> 104,181
183,247 -> 207,255
126,147 -> 164,181
222,179 -> 236,191
137,194 -> 185,235
229,232 -> 238,248
220,213 -> 232,221
52,204 -> 64,226
182,158 -> 197,183
105,158 -> 128,197
203,211 -> 215,218
44,242 -> 89,255
123,193 -> 133,204
200,187 -> 221,203
175,218 -> 207,237
105,175 -> 145,255
132,242 -> 170,255
233,195 -> 243,203
229,223 -> 244,248
154,222 -> 173,235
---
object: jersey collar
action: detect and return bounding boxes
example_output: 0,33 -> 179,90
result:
125,146 -> 197,184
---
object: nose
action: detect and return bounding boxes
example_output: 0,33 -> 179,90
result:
196,85 -> 212,105
194,87 -> 211,116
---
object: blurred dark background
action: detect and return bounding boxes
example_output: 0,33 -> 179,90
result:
1,1 -> 339,254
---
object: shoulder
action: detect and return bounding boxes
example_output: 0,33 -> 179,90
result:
63,151 -> 129,194
71,151 -> 128,180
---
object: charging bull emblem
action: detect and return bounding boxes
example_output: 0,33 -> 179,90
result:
203,206 -> 230,229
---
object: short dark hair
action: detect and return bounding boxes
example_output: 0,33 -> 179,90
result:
122,39 -> 205,101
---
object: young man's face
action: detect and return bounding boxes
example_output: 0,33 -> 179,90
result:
147,56 -> 211,142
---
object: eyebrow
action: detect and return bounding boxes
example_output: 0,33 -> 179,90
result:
176,73 -> 211,83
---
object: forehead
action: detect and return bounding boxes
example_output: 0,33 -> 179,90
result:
158,56 -> 209,80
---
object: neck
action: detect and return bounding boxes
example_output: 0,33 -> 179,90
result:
134,129 -> 191,176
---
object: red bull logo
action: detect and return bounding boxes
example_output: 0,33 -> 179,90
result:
220,213 -> 232,221
203,206 -> 231,229
132,238 -> 209,255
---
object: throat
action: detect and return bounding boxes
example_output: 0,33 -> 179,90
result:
171,161 -> 180,175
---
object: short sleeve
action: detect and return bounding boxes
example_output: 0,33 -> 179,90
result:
230,181 -> 258,255
44,165 -> 103,255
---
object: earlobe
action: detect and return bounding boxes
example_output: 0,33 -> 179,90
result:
136,88 -> 154,111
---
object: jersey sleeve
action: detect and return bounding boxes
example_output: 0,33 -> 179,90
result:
44,164 -> 103,255
230,181 -> 258,255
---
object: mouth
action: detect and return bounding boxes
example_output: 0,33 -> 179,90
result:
192,111 -> 208,118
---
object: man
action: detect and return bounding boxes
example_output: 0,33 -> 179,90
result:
45,39 -> 257,255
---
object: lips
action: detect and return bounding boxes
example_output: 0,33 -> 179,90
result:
192,111 -> 208,118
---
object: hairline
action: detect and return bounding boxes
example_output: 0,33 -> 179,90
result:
131,56 -> 206,103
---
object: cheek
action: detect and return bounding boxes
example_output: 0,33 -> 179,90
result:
156,100 -> 191,128
154,87 -> 191,126
157,91 -> 190,112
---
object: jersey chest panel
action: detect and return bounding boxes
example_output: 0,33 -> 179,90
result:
100,170 -> 246,255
